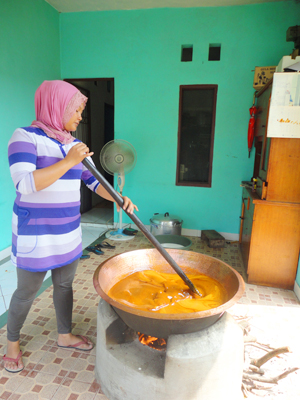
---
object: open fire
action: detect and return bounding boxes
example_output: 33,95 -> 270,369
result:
138,332 -> 167,351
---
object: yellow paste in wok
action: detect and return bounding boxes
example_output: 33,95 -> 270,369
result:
108,270 -> 228,314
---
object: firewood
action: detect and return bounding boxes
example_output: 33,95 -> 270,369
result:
243,335 -> 274,350
236,312 -> 298,398
241,382 -> 250,397
275,367 -> 299,382
248,365 -> 265,374
245,343 -> 272,352
251,346 -> 291,368
243,335 -> 257,343
243,367 -> 299,384
242,379 -> 273,395
238,319 -> 251,333
234,315 -> 252,322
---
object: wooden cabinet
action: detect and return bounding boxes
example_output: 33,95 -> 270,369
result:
240,80 -> 300,289
241,187 -> 300,289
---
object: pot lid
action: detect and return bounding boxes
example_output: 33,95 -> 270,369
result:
150,212 -> 183,225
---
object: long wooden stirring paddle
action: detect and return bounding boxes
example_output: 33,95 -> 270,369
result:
82,158 -> 202,297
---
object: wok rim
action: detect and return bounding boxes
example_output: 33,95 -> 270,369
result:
93,248 -> 245,321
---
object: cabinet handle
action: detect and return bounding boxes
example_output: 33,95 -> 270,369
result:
247,197 -> 250,210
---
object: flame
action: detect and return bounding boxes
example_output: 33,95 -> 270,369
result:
138,332 -> 167,351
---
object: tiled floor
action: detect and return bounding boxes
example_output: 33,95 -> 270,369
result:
0,233 -> 299,399
80,201 -> 113,226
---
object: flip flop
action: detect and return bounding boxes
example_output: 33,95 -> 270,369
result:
80,254 -> 90,259
3,350 -> 24,373
86,246 -> 104,255
95,241 -> 115,249
57,335 -> 94,351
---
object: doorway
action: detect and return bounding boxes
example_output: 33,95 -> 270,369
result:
65,78 -> 115,225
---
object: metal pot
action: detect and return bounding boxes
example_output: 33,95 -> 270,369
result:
150,212 -> 183,236
93,249 -> 245,337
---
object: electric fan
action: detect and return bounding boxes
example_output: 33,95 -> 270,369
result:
100,139 -> 137,241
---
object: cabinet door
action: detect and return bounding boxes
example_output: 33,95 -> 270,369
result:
248,203 -> 300,289
266,138 -> 300,203
255,83 -> 272,139
255,83 -> 272,198
240,190 -> 255,272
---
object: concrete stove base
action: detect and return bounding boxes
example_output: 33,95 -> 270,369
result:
95,299 -> 244,400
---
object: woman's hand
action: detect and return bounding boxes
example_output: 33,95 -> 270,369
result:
65,143 -> 94,167
120,196 -> 139,214
95,186 -> 139,215
33,142 -> 93,191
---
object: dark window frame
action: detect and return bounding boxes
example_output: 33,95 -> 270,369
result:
176,84 -> 218,188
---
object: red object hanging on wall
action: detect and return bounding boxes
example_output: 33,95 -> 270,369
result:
247,105 -> 258,158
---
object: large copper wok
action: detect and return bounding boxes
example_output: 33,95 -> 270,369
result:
93,248 -> 245,338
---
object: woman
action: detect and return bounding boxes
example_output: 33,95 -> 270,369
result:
3,80 -> 138,372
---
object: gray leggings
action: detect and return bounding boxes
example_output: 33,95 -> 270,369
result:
7,259 -> 79,342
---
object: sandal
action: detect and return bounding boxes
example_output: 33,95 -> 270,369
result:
86,246 -> 104,255
80,254 -> 90,259
57,335 -> 94,351
95,241 -> 115,249
3,350 -> 24,373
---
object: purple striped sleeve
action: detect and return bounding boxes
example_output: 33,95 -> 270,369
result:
8,141 -> 37,157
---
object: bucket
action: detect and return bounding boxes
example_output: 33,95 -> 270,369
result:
155,234 -> 192,250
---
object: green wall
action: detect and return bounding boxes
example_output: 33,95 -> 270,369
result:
60,2 -> 299,234
0,0 -> 60,251
296,256 -> 300,287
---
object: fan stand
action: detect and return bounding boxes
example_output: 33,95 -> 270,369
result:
100,140 -> 137,242
105,188 -> 135,241
105,209 -> 135,241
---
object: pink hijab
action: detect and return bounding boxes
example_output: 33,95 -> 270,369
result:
31,80 -> 88,144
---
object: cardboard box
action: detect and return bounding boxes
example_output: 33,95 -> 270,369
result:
253,66 -> 276,91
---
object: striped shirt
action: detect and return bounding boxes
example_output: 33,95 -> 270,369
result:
8,127 -> 100,272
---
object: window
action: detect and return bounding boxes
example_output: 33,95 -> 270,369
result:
208,44 -> 221,61
181,45 -> 193,62
176,85 -> 218,187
